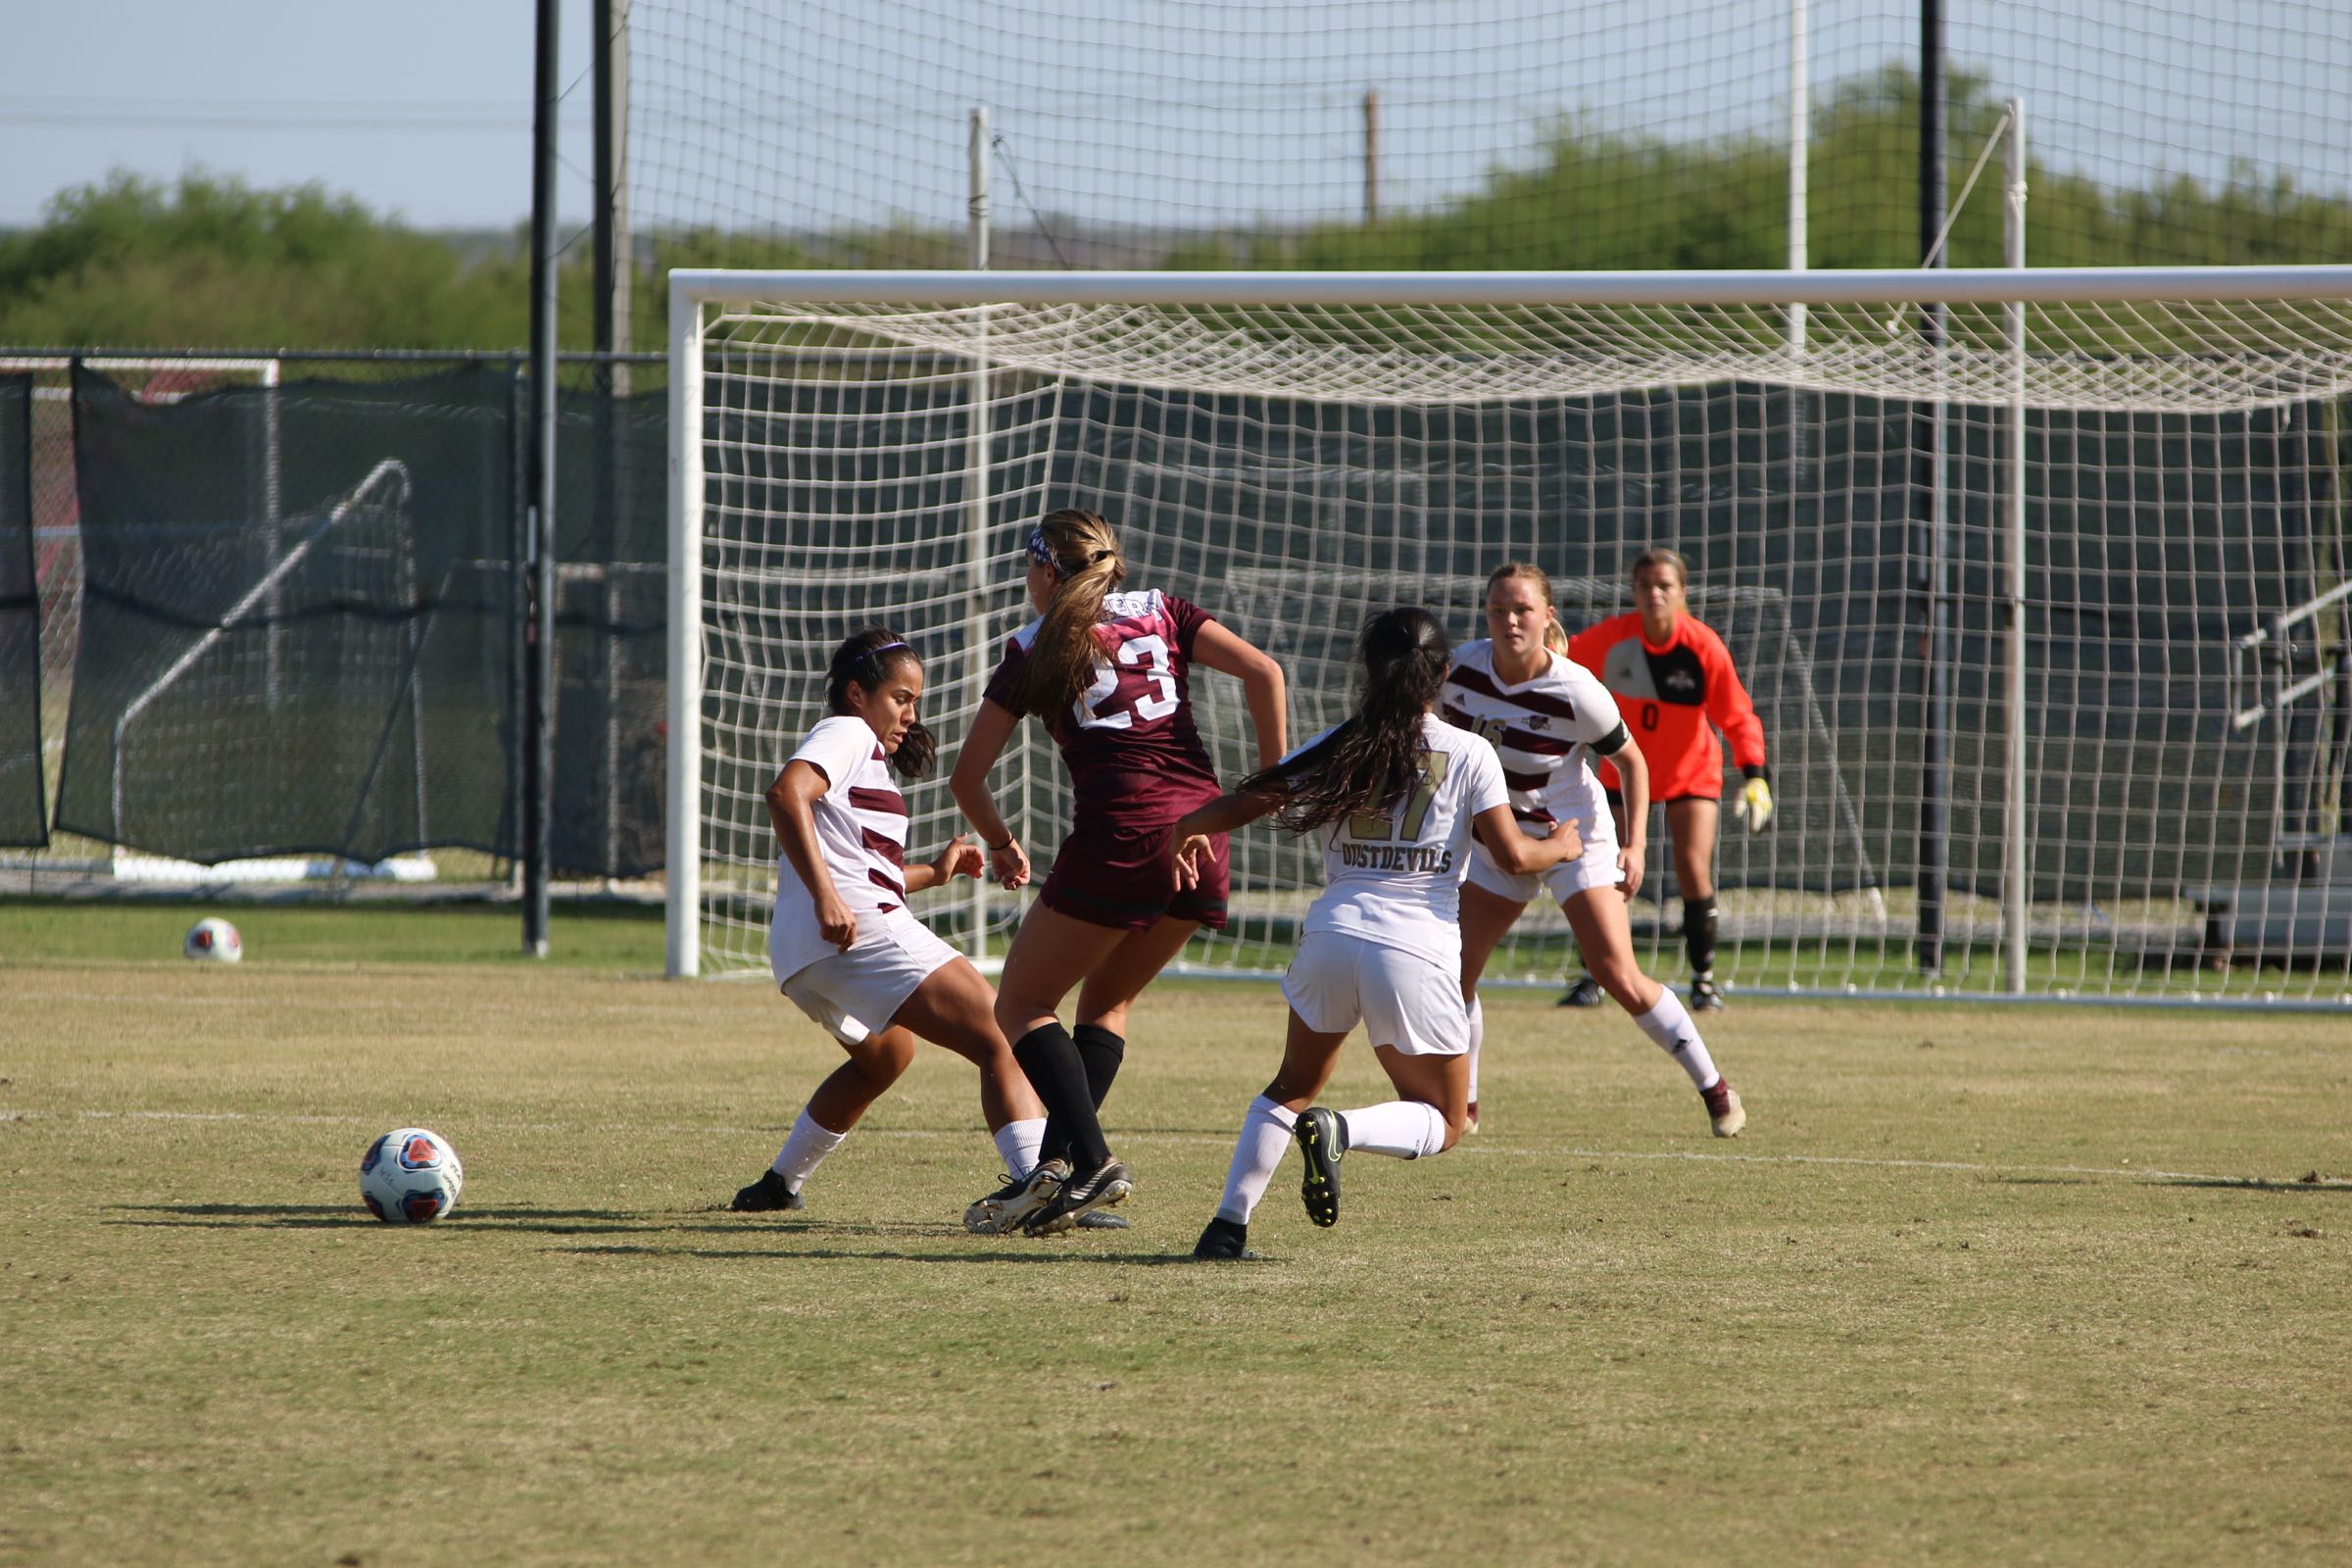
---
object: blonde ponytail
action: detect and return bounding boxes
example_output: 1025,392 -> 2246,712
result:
1012,507 -> 1129,722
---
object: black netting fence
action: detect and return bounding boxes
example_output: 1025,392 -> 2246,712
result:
1052,383 -> 2352,905
0,373 -> 42,846
47,359 -> 667,876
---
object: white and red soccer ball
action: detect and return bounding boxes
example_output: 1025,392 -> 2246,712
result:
359,1128 -> 466,1224
182,917 -> 242,963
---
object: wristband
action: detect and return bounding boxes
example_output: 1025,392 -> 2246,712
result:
986,837 -> 1014,852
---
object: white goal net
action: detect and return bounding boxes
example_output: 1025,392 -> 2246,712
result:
669,268 -> 2352,1005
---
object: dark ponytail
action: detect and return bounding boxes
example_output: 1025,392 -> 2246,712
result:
825,626 -> 936,779
1238,607 -> 1450,832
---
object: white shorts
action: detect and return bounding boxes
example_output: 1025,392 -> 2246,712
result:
1281,930 -> 1469,1057
775,917 -> 958,1047
1465,812 -> 1624,907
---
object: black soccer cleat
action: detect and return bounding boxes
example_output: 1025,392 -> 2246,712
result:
731,1169 -> 805,1212
1557,975 -> 1606,1008
1074,1210 -> 1132,1230
962,1158 -> 1067,1235
1690,974 -> 1726,1012
1022,1155 -> 1133,1236
1294,1106 -> 1345,1228
1192,1216 -> 1257,1260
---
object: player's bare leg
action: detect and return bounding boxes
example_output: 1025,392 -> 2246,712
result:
1028,914 -> 1205,1226
994,904 -> 1136,1231
995,901 -> 1132,1037
1456,881 -> 1530,1133
805,1025 -> 921,1132
733,1024 -> 922,1214
1072,913 -> 1200,1037
1197,1011 -> 1348,1258
1560,796 -> 1631,1007
1665,796 -> 1724,1010
1563,885 -> 1743,1137
883,956 -> 1063,1232
892,956 -> 1046,1132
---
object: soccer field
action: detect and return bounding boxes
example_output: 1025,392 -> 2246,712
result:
3,907 -> 2347,1565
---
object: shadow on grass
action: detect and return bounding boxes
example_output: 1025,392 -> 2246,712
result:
1989,1174 -> 2350,1195
103,1202 -> 999,1238
564,1241 -> 1255,1267
2152,1176 -> 2350,1195
110,1201 -> 710,1235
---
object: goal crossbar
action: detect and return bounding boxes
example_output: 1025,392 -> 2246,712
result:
672,265 -> 2352,310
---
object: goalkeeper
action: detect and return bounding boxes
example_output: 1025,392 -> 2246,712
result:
1562,548 -> 1771,1013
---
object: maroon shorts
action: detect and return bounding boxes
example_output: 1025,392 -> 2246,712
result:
1040,817 -> 1231,932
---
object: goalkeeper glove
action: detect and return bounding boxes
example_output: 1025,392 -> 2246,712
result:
1733,771 -> 1774,833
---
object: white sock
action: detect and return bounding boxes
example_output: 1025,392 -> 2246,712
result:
1465,995 -> 1484,1104
1214,1095 -> 1297,1224
991,1116 -> 1047,1182
1631,988 -> 1721,1091
770,1107 -> 849,1193
1338,1101 -> 1447,1159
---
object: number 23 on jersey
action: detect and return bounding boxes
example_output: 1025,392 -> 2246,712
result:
1072,633 -> 1181,730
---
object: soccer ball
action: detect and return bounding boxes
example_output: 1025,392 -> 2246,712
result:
359,1127 -> 466,1224
182,917 -> 242,963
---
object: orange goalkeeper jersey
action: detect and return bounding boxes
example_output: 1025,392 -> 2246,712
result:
1566,612 -> 1766,801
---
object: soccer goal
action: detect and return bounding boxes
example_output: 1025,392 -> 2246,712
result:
667,267 -> 2352,1005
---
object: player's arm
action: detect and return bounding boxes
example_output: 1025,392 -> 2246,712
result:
1591,718 -> 1648,898
1167,786 -> 1284,889
947,698 -> 1031,888
1701,632 -> 1774,830
1470,808 -> 1585,875
765,760 -> 857,948
904,835 -> 981,894
1190,618 -> 1289,768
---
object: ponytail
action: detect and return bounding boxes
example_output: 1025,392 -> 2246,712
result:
1010,507 -> 1128,723
824,626 -> 936,779
1240,607 -> 1450,833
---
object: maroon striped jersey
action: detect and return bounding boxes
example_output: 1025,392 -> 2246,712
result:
1439,640 -> 1624,836
983,588 -> 1224,827
767,714 -> 916,979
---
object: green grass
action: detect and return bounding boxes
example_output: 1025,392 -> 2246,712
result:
0,897 -> 664,970
3,915 -> 2349,1565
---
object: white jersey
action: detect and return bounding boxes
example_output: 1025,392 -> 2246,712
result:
1298,711 -> 1510,969
1440,640 -> 1625,840
768,714 -> 918,982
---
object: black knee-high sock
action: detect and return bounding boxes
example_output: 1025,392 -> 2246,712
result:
1685,893 -> 1719,977
1071,1022 -> 1126,1110
1014,1022 -> 1111,1171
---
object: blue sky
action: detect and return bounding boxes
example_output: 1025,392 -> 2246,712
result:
4,2 -> 2345,239
0,2 -> 600,229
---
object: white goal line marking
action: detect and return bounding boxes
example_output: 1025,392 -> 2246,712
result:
11,1108 -> 2344,1190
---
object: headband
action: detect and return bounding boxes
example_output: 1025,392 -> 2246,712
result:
1025,526 -> 1113,571
863,639 -> 910,658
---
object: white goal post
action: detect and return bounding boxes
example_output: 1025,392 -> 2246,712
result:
668,266 -> 2352,1004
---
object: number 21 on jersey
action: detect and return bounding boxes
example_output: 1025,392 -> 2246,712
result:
1348,750 -> 1449,842
1072,633 -> 1180,731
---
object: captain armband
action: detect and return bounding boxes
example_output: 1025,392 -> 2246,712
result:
1590,721 -> 1634,759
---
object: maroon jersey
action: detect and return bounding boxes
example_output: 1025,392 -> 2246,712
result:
983,588 -> 1224,827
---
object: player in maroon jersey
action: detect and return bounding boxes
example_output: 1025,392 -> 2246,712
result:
951,507 -> 1288,1235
